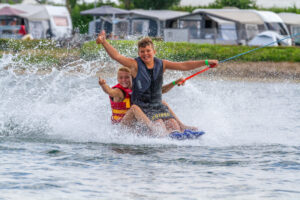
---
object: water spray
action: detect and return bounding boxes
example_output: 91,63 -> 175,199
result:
180,32 -> 300,84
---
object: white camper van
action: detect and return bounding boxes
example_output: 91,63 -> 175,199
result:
44,5 -> 72,39
251,10 -> 291,46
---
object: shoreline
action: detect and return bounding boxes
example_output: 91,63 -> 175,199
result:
3,60 -> 300,83
186,61 -> 300,83
95,61 -> 300,83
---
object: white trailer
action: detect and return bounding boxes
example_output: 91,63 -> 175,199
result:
251,10 -> 291,45
44,5 -> 72,39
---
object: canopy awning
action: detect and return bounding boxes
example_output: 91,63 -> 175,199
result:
80,6 -> 129,16
207,15 -> 235,24
0,6 -> 26,16
279,13 -> 300,25
130,9 -> 188,21
193,9 -> 264,24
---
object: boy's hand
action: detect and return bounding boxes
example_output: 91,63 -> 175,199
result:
96,30 -> 106,44
176,77 -> 185,86
98,77 -> 106,86
208,60 -> 219,68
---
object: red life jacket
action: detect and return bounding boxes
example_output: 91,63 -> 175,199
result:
110,83 -> 132,123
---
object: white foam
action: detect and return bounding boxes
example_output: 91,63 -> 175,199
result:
1,54 -> 299,147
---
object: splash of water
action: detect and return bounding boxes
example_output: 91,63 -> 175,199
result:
0,49 -> 299,147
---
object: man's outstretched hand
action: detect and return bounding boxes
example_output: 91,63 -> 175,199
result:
96,30 -> 106,44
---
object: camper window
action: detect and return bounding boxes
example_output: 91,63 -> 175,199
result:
115,21 -> 129,38
53,16 -> 68,26
132,20 -> 149,36
265,22 -> 288,36
179,20 -> 200,39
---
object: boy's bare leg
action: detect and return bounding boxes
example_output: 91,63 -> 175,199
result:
153,119 -> 169,137
164,118 -> 181,134
120,107 -> 137,128
162,100 -> 198,132
121,105 -> 167,135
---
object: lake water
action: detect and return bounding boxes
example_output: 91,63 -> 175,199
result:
0,53 -> 300,199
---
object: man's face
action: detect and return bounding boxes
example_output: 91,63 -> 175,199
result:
117,71 -> 132,88
138,45 -> 156,64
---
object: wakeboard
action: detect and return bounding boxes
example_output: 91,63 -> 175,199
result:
169,129 -> 205,140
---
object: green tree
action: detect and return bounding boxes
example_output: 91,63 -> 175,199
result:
119,0 -> 132,10
210,0 -> 257,9
69,0 -> 77,9
70,1 -> 117,33
71,3 -> 93,34
119,0 -> 181,10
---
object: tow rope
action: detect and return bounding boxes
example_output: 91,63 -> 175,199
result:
180,32 -> 300,84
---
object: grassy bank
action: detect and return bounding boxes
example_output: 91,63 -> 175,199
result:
1,39 -> 300,66
81,40 -> 300,62
0,39 -> 80,66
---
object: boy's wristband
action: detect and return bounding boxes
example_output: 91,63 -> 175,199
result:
172,81 -> 176,85
205,59 -> 209,66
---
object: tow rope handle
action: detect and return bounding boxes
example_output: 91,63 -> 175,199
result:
178,32 -> 300,85
178,67 -> 210,85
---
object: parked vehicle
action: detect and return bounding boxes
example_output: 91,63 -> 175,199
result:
248,31 -> 289,46
251,10 -> 291,46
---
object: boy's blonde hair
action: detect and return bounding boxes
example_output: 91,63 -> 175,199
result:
118,66 -> 131,73
138,37 -> 154,49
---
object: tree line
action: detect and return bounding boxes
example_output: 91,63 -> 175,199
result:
68,0 -> 300,33
3,0 -> 300,33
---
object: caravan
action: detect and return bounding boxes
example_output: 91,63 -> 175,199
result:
250,10 -> 291,46
44,5 -> 72,39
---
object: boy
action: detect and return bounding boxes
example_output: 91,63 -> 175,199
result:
99,67 -> 193,136
96,31 -> 218,135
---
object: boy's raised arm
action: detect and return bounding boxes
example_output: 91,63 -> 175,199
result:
98,77 -> 124,99
96,31 -> 137,74
163,59 -> 218,71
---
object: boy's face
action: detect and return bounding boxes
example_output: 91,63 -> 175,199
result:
138,45 -> 156,64
117,71 -> 132,89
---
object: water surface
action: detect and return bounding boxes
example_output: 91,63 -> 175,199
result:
1,54 -> 300,199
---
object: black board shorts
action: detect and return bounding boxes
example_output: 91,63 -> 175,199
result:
138,104 -> 174,121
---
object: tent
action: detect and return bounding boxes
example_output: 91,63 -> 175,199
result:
0,6 -> 27,39
129,9 -> 188,37
81,6 -> 130,36
279,12 -> 300,45
80,6 -> 129,16
0,6 -> 26,16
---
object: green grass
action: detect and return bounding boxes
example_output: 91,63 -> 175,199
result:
82,40 -> 300,62
1,39 -> 300,65
0,38 -> 57,51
